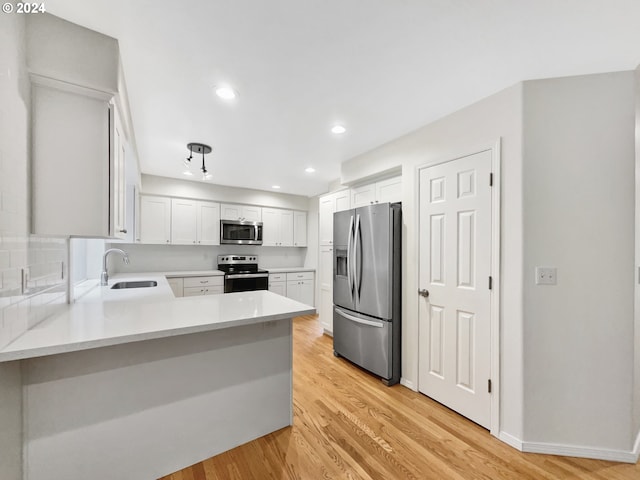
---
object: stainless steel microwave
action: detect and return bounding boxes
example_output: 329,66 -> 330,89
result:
220,219 -> 263,245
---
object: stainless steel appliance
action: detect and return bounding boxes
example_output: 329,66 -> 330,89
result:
218,255 -> 269,292
333,202 -> 401,385
220,220 -> 263,245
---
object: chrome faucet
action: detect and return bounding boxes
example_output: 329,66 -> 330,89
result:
100,248 -> 130,286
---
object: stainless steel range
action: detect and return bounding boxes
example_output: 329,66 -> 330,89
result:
217,255 -> 269,293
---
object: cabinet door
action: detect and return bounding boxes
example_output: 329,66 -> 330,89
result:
286,280 -> 301,302
319,196 -> 335,245
319,288 -> 333,334
32,84 -> 110,236
242,205 -> 262,222
375,176 -> 402,204
293,211 -> 307,247
299,279 -> 315,307
318,246 -> 334,332
351,184 -> 376,208
334,190 -> 350,212
197,201 -> 220,245
279,210 -> 294,246
140,196 -> 171,244
262,208 -> 280,246
171,198 -> 198,245
111,106 -> 127,239
269,281 -> 286,297
220,204 -> 242,220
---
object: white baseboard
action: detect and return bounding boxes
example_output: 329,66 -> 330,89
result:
497,432 -> 638,464
498,431 -> 523,451
522,441 -> 638,464
400,378 -> 417,391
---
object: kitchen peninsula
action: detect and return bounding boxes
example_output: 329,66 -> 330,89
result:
0,274 -> 315,480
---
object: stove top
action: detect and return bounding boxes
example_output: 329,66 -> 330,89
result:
217,255 -> 268,275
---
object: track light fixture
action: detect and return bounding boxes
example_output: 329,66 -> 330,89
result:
184,142 -> 212,180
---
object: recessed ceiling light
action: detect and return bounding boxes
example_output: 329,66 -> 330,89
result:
331,124 -> 346,134
183,170 -> 193,176
215,86 -> 237,100
272,185 -> 281,189
305,167 -> 316,173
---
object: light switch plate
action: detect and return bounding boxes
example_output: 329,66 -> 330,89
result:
535,267 -> 557,285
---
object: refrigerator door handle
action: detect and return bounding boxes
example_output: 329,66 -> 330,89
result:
335,307 -> 384,328
354,213 -> 361,302
347,214 -> 354,300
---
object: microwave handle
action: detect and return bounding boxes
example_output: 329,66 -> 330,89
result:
255,225 -> 259,242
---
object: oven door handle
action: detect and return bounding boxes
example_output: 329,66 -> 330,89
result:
225,273 -> 269,279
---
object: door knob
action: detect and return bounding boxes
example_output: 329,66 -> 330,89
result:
418,289 -> 429,298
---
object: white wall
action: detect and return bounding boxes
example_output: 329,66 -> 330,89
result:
108,243 -> 306,273
341,84 -> 524,440
521,72 -> 635,451
635,65 -> 640,445
26,13 -> 119,93
142,174 -> 310,211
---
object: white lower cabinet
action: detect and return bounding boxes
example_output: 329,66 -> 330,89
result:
318,245 -> 334,333
166,275 -> 224,297
286,272 -> 314,306
269,273 -> 287,296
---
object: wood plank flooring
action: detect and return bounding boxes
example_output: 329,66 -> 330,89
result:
159,315 -> 640,480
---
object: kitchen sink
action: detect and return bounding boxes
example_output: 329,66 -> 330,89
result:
110,280 -> 158,289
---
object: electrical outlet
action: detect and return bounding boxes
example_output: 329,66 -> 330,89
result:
535,267 -> 557,285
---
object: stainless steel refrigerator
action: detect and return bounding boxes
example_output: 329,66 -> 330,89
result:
333,202 -> 401,385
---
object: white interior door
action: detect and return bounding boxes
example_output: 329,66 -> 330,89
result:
418,150 -> 492,429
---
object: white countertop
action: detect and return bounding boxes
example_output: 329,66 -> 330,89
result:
0,273 -> 315,362
164,270 -> 224,277
265,267 -> 316,273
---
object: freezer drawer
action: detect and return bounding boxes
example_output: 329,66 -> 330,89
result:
333,307 -> 394,380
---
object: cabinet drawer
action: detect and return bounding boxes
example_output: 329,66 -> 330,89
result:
183,285 -> 224,296
269,273 -> 286,282
183,276 -> 224,288
286,271 -> 314,281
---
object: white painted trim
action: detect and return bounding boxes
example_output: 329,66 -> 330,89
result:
400,377 -> 417,392
29,73 -> 114,100
323,328 -> 333,337
489,139 -> 502,438
522,441 -> 639,464
633,429 -> 640,462
498,431 -> 523,451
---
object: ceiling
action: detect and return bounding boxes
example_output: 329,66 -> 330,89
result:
47,0 -> 640,197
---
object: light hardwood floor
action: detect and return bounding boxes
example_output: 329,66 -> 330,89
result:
160,315 -> 640,480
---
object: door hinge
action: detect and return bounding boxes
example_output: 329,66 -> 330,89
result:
489,172 -> 493,186
489,276 -> 493,290
488,379 -> 492,393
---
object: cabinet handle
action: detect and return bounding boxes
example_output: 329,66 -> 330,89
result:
119,229 -> 128,234
166,240 -> 170,243
193,241 -> 196,244
200,280 -> 209,284
198,241 -> 201,244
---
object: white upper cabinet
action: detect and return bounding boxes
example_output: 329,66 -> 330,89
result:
27,15 -> 132,238
139,196 -> 171,244
220,204 -> 262,222
351,176 -> 401,208
31,81 -> 126,237
171,199 -> 198,245
319,189 -> 350,246
293,211 -> 307,247
262,208 -> 294,247
142,197 -> 220,246
197,201 -> 221,245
